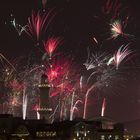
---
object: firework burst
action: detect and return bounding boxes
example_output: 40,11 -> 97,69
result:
110,20 -> 124,39
83,84 -> 95,119
26,10 -> 54,42
102,0 -> 122,19
43,37 -> 62,58
44,54 -> 81,121
109,18 -> 134,40
112,45 -> 132,69
10,18 -> 27,36
84,48 -> 110,71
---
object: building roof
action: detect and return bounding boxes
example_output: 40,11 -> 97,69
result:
88,116 -> 116,123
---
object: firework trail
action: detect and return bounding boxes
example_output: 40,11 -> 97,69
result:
36,100 -> 41,120
29,65 -> 45,73
101,98 -> 106,117
92,36 -> 98,44
70,91 -> 75,121
84,48 -> 109,71
33,101 -> 41,120
83,48 -> 94,71
83,84 -> 95,119
80,76 -> 83,91
107,57 -> 114,66
49,104 -> 59,123
26,10 -> 54,43
60,100 -> 64,121
84,49 -> 111,83
70,99 -> 83,121
22,88 -> 28,120
10,17 -> 27,36
0,53 -> 16,71
112,45 -> 132,69
36,109 -> 40,120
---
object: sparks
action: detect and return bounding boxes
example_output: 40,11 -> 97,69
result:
110,20 -> 124,39
26,10 -> 54,42
43,37 -> 61,58
11,18 -> 27,36
113,45 -> 132,69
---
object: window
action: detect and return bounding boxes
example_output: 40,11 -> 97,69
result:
101,135 -> 105,140
108,135 -> 112,139
115,135 -> 119,140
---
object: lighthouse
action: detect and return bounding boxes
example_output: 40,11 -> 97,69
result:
38,74 -> 52,123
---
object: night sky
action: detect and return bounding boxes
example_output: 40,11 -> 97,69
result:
1,0 -> 140,122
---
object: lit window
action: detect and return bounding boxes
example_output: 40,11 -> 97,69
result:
84,131 -> 87,137
76,132 -> 79,137
101,135 -> 105,140
108,135 -> 112,139
115,135 -> 119,140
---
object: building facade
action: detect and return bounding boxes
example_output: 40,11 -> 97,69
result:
0,114 -> 124,140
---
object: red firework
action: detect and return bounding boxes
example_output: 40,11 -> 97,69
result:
102,0 -> 122,19
46,57 -> 71,83
45,56 -> 80,97
27,10 -> 54,42
9,79 -> 25,93
43,37 -> 62,58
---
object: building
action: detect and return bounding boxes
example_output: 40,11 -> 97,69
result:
38,74 -> 52,122
71,117 -> 123,140
0,114 -> 124,140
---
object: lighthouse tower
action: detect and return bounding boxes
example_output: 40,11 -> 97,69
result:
38,74 -> 52,123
